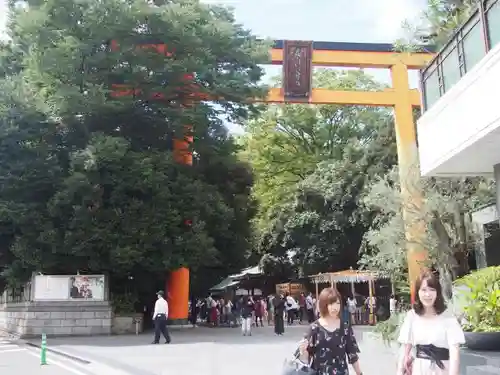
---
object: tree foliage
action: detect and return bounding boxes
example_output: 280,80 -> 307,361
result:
363,0 -> 495,302
0,0 -> 267,294
395,0 -> 479,51
360,167 -> 495,297
242,70 -> 399,277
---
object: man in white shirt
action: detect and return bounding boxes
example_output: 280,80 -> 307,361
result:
285,294 -> 298,325
152,290 -> 171,344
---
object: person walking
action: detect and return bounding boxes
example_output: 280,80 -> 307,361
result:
285,293 -> 298,325
305,292 -> 315,323
299,287 -> 363,375
274,294 -> 286,336
152,290 -> 171,344
241,296 -> 254,336
389,294 -> 397,317
254,298 -> 264,327
189,297 -> 198,327
267,294 -> 275,326
299,292 -> 306,323
347,295 -> 357,325
397,271 -> 465,375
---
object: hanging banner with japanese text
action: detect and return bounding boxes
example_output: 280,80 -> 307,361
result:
283,40 -> 313,101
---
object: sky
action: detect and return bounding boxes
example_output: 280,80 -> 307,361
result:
0,0 -> 428,133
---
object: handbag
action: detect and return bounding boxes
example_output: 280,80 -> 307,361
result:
282,323 -> 318,375
281,352 -> 315,375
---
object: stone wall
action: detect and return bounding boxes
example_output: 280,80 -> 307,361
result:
0,300 -> 112,338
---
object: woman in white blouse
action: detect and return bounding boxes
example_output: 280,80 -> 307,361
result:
398,270 -> 465,375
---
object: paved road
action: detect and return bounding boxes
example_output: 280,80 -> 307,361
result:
0,338 -> 95,375
24,325 -> 500,375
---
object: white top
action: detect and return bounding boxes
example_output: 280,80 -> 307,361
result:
365,296 -> 376,307
389,298 -> 397,311
397,309 -> 465,375
285,296 -> 298,310
224,300 -> 233,314
153,297 -> 169,318
305,295 -> 314,309
347,298 -> 357,312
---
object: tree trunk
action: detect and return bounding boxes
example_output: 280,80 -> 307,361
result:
453,207 -> 469,277
431,212 -> 457,300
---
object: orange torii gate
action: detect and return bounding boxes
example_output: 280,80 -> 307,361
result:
110,39 -> 434,324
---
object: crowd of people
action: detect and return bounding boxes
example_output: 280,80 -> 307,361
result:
156,270 -> 465,375
189,292 -> 319,336
188,291 -> 408,336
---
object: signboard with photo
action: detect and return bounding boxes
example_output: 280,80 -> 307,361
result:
33,274 -> 106,301
34,276 -> 71,301
69,275 -> 105,300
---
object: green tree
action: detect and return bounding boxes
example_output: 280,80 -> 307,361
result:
0,0 -> 267,293
243,70 -> 399,276
395,0 -> 478,50
258,117 -> 397,276
242,69 -> 391,231
361,167 -> 495,298
368,0 -> 494,298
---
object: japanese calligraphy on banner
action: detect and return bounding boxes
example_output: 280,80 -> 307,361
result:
283,40 -> 313,101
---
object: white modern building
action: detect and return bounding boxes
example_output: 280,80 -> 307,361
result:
416,0 -> 500,267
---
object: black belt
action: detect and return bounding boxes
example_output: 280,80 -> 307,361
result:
415,344 -> 449,370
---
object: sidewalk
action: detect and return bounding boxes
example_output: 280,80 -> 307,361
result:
23,326 -> 500,375
0,339 -> 92,375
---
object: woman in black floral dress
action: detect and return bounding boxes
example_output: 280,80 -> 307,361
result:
299,287 -> 363,375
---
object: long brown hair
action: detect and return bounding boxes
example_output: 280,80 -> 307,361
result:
413,270 -> 446,315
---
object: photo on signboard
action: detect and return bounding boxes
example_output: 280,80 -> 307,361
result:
69,275 -> 105,300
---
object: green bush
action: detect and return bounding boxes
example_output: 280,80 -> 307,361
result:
111,293 -> 138,315
454,266 -> 500,333
373,312 -> 406,346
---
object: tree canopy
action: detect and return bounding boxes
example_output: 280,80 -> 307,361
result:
0,0 -> 267,294
241,70 -> 399,278
367,0 -> 495,299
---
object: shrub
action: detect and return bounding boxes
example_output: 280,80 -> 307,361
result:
111,292 -> 138,315
373,312 -> 406,346
454,266 -> 500,333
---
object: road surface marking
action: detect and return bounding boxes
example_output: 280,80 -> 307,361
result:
0,348 -> 26,354
26,348 -> 89,375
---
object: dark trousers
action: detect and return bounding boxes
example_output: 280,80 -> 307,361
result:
307,308 -> 314,323
154,314 -> 171,343
274,313 -> 284,334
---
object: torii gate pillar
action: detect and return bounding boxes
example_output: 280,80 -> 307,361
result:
262,40 -> 434,303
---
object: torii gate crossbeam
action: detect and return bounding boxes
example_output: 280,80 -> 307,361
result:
110,39 -> 434,324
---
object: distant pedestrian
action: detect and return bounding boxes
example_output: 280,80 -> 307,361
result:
274,294 -> 285,336
347,295 -> 357,325
241,296 -> 254,336
254,298 -> 264,327
305,292 -> 315,323
285,293 -> 298,325
152,290 -> 171,344
267,295 -> 275,326
389,294 -> 397,316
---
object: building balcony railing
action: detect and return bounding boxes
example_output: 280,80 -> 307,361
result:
421,0 -> 500,111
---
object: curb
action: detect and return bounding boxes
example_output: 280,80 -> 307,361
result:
23,341 -> 92,365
